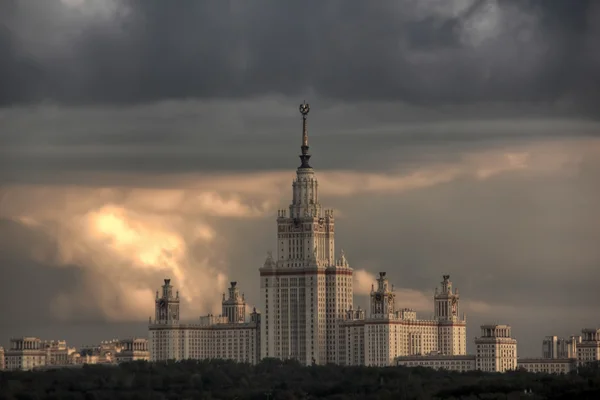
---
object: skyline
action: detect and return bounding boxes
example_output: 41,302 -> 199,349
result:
1,0 -> 600,357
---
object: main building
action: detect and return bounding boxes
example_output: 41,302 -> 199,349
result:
258,102 -> 466,366
146,103 -> 533,370
259,102 -> 353,365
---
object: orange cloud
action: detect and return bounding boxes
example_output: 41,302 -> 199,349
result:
1,138 -> 594,322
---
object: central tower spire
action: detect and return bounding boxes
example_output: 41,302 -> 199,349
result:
260,103 -> 353,367
299,101 -> 311,169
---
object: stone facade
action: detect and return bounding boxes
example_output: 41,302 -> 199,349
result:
342,273 -> 467,367
395,324 -> 517,373
4,337 -> 47,371
517,358 -> 576,374
542,335 -> 581,359
577,328 -> 600,366
396,354 -> 476,372
474,325 -> 518,372
149,280 -> 261,364
116,338 -> 150,363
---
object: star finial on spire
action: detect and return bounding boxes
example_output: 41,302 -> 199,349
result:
299,101 -> 311,169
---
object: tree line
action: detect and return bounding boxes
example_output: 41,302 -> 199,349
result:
1,359 -> 600,400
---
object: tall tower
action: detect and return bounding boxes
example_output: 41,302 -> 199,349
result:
434,275 -> 467,355
259,102 -> 353,366
434,275 -> 461,322
222,282 -> 246,323
154,279 -> 180,324
369,272 -> 396,318
364,271 -> 401,367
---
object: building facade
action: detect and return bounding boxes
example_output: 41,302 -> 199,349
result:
474,325 -> 518,372
116,338 -> 150,363
4,337 -> 47,371
149,279 -> 261,364
542,335 -> 581,359
396,324 -> 516,372
517,358 -> 577,374
577,328 -> 600,366
41,340 -> 76,366
78,339 -> 123,364
342,273 -> 467,367
259,102 -> 353,366
396,354 -> 476,372
0,346 -> 4,370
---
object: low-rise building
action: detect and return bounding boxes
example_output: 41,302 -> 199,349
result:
4,337 -> 47,371
577,328 -> 600,366
395,324 -> 517,373
542,335 -> 580,359
517,358 -> 576,374
77,339 -> 123,364
41,340 -> 76,366
116,338 -> 150,363
396,354 -> 476,372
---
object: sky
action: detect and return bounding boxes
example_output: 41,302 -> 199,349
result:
1,0 -> 599,357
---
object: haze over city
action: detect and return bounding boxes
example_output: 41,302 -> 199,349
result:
1,0 -> 599,358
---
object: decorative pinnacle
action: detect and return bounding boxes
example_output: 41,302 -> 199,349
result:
299,101 -> 311,169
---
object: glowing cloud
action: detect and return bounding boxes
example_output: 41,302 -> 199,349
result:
0,138 -> 591,323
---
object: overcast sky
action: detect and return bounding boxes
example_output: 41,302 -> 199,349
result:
1,0 -> 600,357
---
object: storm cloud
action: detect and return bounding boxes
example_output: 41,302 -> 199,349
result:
1,0 -> 599,111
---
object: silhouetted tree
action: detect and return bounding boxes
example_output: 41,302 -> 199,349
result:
1,360 -> 600,399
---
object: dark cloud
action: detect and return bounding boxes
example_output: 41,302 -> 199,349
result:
0,219 -> 83,327
0,0 -> 599,112
1,99 -> 598,186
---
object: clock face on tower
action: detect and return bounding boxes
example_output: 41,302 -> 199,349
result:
375,293 -> 382,302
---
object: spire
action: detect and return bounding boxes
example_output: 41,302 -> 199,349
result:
299,101 -> 311,168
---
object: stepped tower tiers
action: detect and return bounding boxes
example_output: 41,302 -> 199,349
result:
434,275 -> 465,322
434,275 -> 467,355
259,102 -> 354,366
222,282 -> 246,323
154,279 -> 180,324
370,272 -> 396,319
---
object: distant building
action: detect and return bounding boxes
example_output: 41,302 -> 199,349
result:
4,337 -> 47,371
0,346 -> 4,370
77,339 -> 123,364
396,324 -> 517,373
514,334 -> 583,374
517,358 -> 576,374
41,340 -> 76,366
116,338 -> 150,363
149,279 -> 261,364
342,273 -> 467,367
564,336 -> 582,359
396,354 -> 476,372
542,335 -> 580,359
577,328 -> 600,366
474,325 -> 518,372
542,336 -> 558,359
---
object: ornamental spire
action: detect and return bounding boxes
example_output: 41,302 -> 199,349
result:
299,101 -> 311,168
